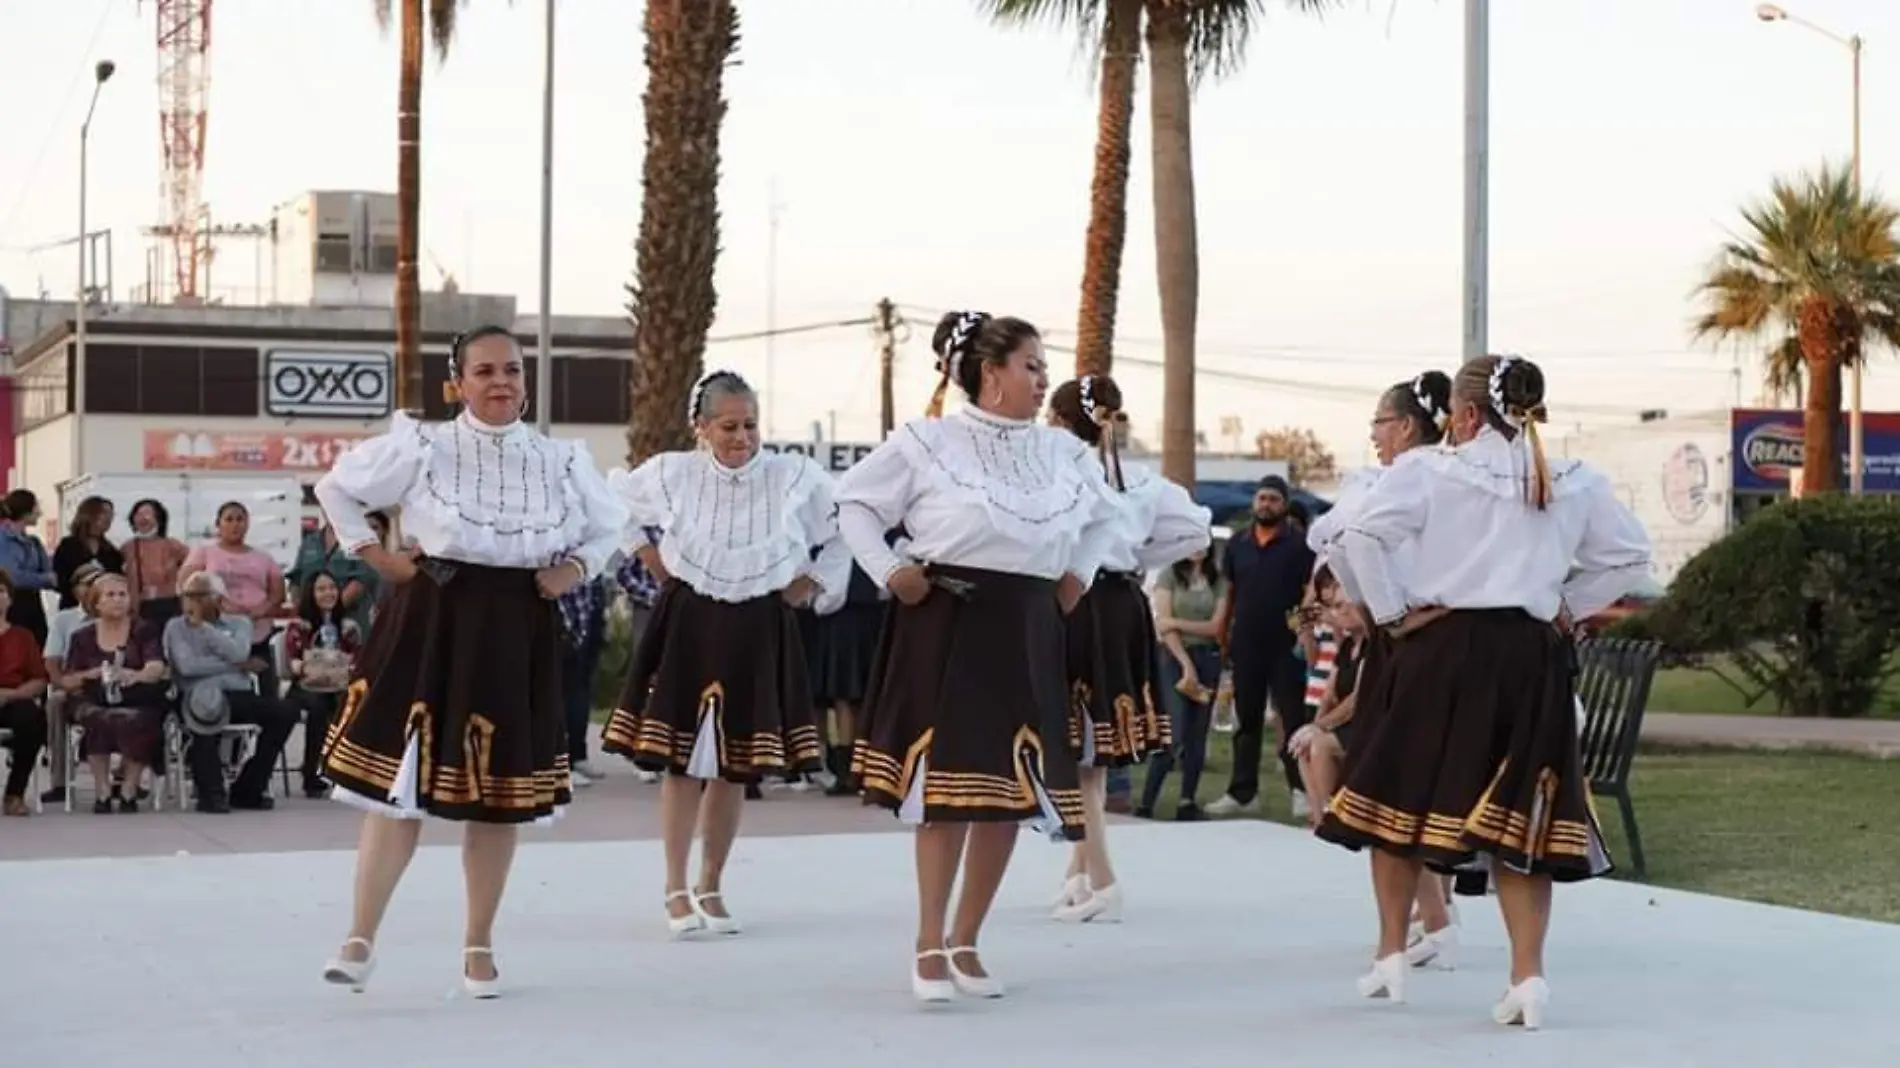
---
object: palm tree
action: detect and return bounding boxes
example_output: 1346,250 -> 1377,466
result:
1694,163 -> 1900,494
625,0 -> 741,465
1146,0 -> 1336,488
372,0 -> 471,416
982,0 -> 1144,378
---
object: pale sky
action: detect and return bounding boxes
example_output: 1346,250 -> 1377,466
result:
3,0 -> 1897,463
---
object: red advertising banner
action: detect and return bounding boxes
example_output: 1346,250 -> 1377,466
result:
143,429 -> 376,472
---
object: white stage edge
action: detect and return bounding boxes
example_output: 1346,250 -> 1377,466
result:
6,821 -> 1896,1065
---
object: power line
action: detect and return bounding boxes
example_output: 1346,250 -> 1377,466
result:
0,0 -> 118,242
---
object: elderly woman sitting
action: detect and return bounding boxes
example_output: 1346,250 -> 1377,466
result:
162,571 -> 298,814
61,572 -> 171,814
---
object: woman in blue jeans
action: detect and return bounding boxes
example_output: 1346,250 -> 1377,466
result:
1138,547 -> 1227,820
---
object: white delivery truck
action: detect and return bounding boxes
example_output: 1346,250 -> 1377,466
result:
56,472 -> 306,571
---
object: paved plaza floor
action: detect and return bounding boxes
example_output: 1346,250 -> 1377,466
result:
5,813 -> 1896,1067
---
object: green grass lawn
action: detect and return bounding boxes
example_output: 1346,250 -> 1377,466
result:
1134,734 -> 1900,925
1650,657 -> 1900,718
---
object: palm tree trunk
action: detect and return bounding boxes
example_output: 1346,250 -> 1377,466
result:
395,0 -> 424,415
1073,0 -> 1142,378
626,0 -> 739,466
1796,296 -> 1843,494
1148,4 -> 1198,490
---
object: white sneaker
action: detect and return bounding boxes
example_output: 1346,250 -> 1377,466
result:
572,760 -> 604,780
1289,789 -> 1311,821
569,767 -> 595,789
635,769 -> 661,784
1203,794 -> 1259,817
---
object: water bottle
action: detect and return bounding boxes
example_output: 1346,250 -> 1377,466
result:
103,648 -> 124,705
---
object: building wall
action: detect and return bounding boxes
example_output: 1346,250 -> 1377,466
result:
13,412 -> 635,525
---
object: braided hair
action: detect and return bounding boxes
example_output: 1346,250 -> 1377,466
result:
926,310 -> 1041,417
1049,374 -> 1130,490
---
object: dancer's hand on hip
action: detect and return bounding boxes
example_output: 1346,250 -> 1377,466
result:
782,575 -> 817,608
1056,573 -> 1085,615
885,565 -> 931,606
361,543 -> 419,585
635,544 -> 671,585
1383,605 -> 1449,639
535,561 -> 585,600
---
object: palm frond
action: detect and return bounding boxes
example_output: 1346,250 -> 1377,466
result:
1177,0 -> 1341,85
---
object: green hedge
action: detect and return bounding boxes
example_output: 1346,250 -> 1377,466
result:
1613,494 -> 1900,717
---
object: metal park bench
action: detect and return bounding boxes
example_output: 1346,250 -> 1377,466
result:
1575,637 -> 1663,876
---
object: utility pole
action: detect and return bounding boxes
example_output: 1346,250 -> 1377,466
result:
765,182 -> 785,437
876,297 -> 898,439
1462,0 -> 1489,365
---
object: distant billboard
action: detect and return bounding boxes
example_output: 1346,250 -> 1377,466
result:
1730,408 -> 1900,493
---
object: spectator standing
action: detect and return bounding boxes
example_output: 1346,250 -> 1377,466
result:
52,496 -> 124,609
180,501 -> 290,694
122,498 -> 191,624
1206,475 -> 1315,818
163,572 -> 298,813
0,489 -> 58,646
1138,547 -> 1228,820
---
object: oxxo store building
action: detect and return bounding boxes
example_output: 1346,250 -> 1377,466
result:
7,302 -> 638,535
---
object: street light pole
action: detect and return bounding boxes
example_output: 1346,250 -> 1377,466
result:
1462,0 -> 1489,364
534,0 -> 556,433
1757,4 -> 1867,493
1849,33 -> 1863,493
75,58 -> 115,477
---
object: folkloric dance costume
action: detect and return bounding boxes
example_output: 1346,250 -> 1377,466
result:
1064,380 -> 1211,766
602,412 -> 851,783
836,404 -> 1121,841
1316,396 -> 1651,881
314,412 -> 628,825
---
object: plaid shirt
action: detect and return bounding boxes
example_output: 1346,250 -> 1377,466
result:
556,574 -> 607,650
614,525 -> 664,609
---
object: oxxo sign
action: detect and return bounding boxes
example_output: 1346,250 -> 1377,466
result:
264,349 -> 393,418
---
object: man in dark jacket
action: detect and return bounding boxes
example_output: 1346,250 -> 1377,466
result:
1207,475 -> 1315,818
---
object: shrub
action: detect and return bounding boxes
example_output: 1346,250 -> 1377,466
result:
1612,494 -> 1900,717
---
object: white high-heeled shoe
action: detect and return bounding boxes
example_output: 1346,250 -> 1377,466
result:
1355,952 -> 1407,1003
692,890 -> 742,935
462,947 -> 501,1000
947,946 -> 1005,999
1493,976 -> 1550,1030
665,890 -> 707,938
322,936 -> 376,992
1052,873 -> 1090,911
912,949 -> 956,1004
1053,881 -> 1124,924
1405,922 -> 1459,970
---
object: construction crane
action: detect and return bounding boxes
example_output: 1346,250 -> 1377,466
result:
140,0 -> 212,304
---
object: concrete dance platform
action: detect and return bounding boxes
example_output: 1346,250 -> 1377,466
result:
6,820 -> 1895,1066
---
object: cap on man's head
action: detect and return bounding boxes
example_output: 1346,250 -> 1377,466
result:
1256,474 -> 1292,499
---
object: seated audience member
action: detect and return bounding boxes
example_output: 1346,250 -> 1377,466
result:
163,571 -> 298,813
284,570 -> 362,797
61,573 -> 170,813
0,571 -> 51,817
40,560 -> 105,803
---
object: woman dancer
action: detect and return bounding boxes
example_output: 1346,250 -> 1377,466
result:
1316,355 -> 1650,1027
1046,374 -> 1209,922
314,325 -> 627,998
836,310 -> 1120,1003
601,368 -> 849,937
1307,372 -> 1465,965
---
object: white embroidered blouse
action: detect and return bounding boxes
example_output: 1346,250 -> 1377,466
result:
834,407 -> 1121,586
1332,426 -> 1653,626
312,412 -> 629,577
1092,462 -> 1213,573
610,448 -> 851,611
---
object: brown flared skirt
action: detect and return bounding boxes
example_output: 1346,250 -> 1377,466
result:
321,560 -> 570,824
1065,572 -> 1170,766
1315,608 -> 1611,882
601,579 -> 823,782
852,563 -> 1084,840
